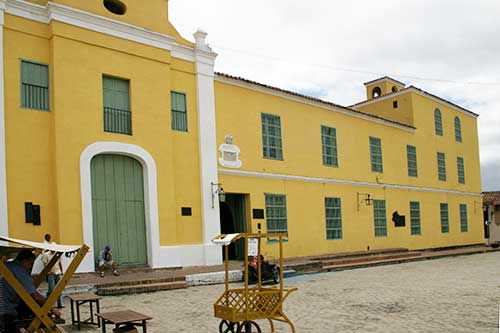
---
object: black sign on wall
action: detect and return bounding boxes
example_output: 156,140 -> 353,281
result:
252,209 -> 265,219
181,207 -> 192,216
392,211 -> 406,227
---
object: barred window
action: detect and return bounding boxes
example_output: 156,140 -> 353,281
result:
171,92 -> 188,132
410,201 -> 421,235
434,108 -> 443,136
373,199 -> 387,237
407,145 -> 418,177
265,194 -> 287,234
454,116 -> 462,142
460,204 -> 468,232
21,60 -> 49,111
369,137 -> 383,173
321,125 -> 338,167
262,113 -> 283,160
103,76 -> 131,135
325,197 -> 342,240
440,203 -> 449,233
457,157 -> 465,184
437,152 -> 446,181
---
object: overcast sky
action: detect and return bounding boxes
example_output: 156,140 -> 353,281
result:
170,0 -> 500,191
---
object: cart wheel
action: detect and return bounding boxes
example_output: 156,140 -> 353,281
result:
237,321 -> 261,333
219,320 -> 239,333
272,266 -> 280,284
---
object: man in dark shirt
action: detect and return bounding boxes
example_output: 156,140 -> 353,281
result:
0,249 -> 58,332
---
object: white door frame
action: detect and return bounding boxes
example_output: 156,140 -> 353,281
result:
79,142 -> 160,272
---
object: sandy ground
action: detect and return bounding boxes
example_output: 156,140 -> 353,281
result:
59,252 -> 500,332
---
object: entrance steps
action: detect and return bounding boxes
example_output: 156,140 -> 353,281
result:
97,276 -> 187,296
322,251 -> 423,271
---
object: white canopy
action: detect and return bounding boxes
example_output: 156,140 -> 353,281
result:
212,233 -> 240,246
0,236 -> 82,256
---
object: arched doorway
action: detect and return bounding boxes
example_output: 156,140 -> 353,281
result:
219,193 -> 247,260
91,154 -> 148,266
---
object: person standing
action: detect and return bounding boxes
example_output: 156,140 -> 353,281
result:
41,247 -> 64,308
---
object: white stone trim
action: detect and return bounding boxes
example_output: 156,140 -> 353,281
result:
218,169 -> 482,197
3,0 -> 197,61
351,87 -> 477,119
194,30 -> 222,265
215,75 -> 415,133
79,142 -> 161,272
0,3 -> 8,242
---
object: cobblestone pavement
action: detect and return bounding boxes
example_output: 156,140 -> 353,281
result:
60,252 -> 500,332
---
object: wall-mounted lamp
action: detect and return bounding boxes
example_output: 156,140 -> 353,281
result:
211,182 -> 225,208
357,192 -> 373,211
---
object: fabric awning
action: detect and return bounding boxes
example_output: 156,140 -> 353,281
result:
0,236 -> 82,255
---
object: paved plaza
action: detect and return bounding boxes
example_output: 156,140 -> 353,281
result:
61,252 -> 500,332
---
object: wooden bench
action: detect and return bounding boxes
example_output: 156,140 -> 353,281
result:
97,310 -> 153,333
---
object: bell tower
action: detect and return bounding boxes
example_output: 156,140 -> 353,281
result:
364,76 -> 405,100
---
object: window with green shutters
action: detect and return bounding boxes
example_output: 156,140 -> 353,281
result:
457,157 -> 465,184
265,194 -> 287,234
171,91 -> 188,132
261,113 -> 283,160
373,199 -> 387,237
369,137 -> 383,173
406,145 -> 418,177
454,116 -> 462,142
437,152 -> 446,181
321,125 -> 338,167
21,60 -> 49,111
103,76 -> 131,135
325,197 -> 342,239
434,108 -> 443,136
410,201 -> 421,235
460,204 -> 468,232
440,203 -> 449,233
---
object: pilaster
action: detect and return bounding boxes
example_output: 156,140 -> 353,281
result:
0,1 -> 8,240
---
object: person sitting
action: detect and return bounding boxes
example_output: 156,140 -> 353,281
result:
0,249 -> 62,332
98,246 -> 119,277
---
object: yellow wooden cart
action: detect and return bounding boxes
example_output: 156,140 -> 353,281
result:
0,236 -> 88,333
213,233 -> 297,333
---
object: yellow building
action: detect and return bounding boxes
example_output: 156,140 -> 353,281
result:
0,0 -> 483,272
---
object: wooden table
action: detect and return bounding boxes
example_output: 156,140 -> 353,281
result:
96,310 -> 153,333
68,293 -> 102,330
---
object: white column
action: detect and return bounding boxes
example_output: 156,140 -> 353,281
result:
194,29 -> 221,265
0,2 -> 8,240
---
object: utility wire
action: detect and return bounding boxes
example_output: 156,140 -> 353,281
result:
213,45 -> 500,87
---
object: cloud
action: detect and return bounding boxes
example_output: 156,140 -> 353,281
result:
482,161 -> 500,191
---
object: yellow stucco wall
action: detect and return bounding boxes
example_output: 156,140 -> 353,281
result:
4,13 -> 203,246
215,79 -> 483,258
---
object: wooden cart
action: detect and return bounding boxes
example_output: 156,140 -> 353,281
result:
213,233 -> 297,333
0,236 -> 88,333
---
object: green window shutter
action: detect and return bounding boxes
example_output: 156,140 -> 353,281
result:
457,157 -> 465,184
21,60 -> 49,111
265,194 -> 287,234
440,203 -> 449,233
454,117 -> 462,142
369,137 -> 383,173
171,91 -> 188,132
406,145 -> 418,177
321,125 -> 338,167
373,199 -> 387,237
261,113 -> 283,160
437,152 -> 446,181
460,204 -> 468,232
325,197 -> 342,240
434,108 -> 443,136
410,201 -> 421,235
103,76 -> 131,135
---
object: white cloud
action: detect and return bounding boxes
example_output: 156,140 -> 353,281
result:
170,0 -> 500,189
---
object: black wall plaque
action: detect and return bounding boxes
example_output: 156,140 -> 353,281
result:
252,209 -> 264,219
392,211 -> 406,227
181,207 -> 192,216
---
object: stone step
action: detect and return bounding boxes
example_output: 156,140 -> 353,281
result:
323,255 -> 426,271
321,251 -> 421,267
98,276 -> 186,288
312,247 -> 409,261
97,280 -> 188,296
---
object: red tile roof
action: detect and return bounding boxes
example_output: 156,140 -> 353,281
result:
215,72 -> 415,130
483,191 -> 500,205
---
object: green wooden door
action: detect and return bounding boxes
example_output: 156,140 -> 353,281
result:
91,154 -> 148,266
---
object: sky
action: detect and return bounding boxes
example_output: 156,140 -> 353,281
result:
169,0 -> 500,191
